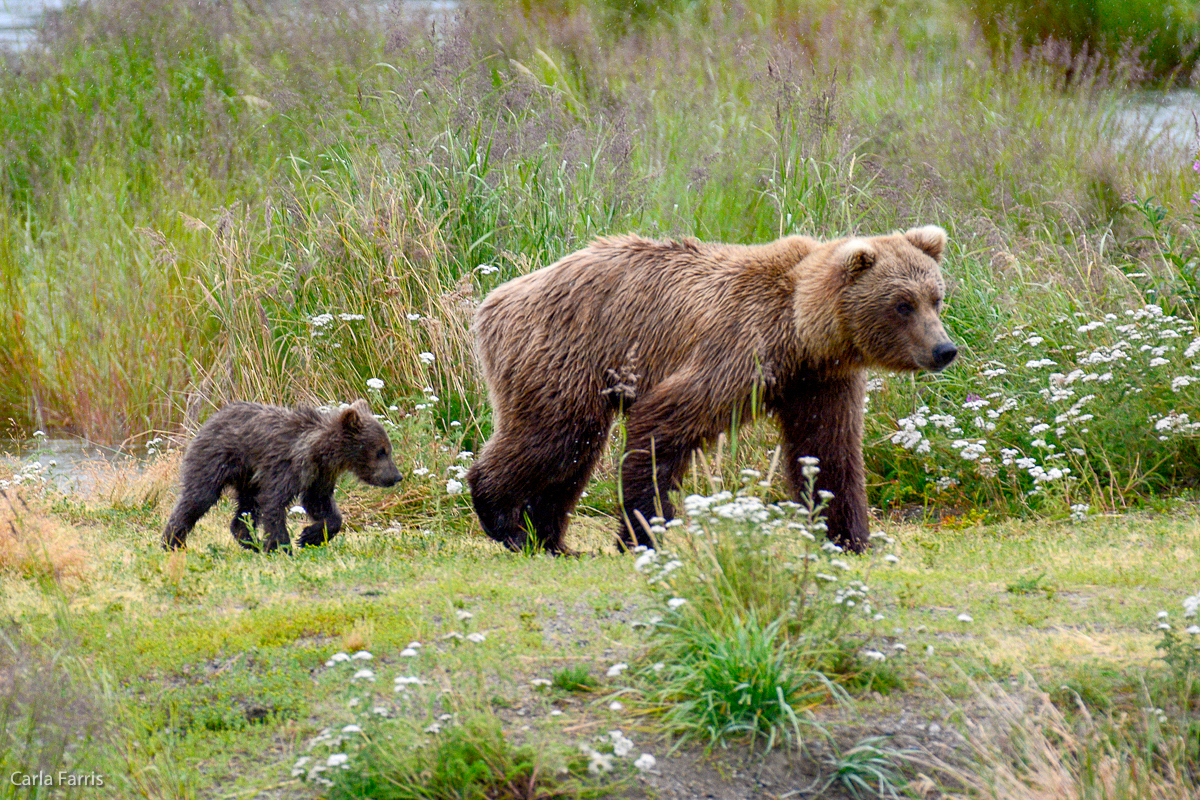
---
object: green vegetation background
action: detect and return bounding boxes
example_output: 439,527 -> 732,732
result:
5,0 -> 1200,525
3,2 -> 1200,797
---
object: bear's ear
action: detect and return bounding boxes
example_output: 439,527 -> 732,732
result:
341,400 -> 370,432
836,238 -> 877,279
904,225 -> 947,262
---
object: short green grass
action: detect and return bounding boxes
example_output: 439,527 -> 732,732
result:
3,461 -> 1198,797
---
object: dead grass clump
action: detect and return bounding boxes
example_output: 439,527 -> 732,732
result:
81,448 -> 180,518
0,489 -> 89,584
917,673 -> 1194,800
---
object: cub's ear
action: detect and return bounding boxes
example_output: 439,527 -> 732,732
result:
836,238 -> 877,279
341,399 -> 371,431
904,225 -> 947,262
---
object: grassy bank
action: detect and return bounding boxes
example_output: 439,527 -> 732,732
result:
2,455 -> 1198,798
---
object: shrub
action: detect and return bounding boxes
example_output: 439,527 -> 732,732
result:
632,463 -> 904,747
965,0 -> 1200,82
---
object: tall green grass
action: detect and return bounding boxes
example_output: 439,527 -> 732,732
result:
2,0 -> 1198,517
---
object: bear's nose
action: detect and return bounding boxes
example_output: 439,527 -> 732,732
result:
930,341 -> 958,371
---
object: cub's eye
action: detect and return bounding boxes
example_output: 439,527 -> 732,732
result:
377,447 -> 388,459
895,301 -> 914,317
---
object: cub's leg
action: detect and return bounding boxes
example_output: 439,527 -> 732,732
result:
298,487 -> 343,547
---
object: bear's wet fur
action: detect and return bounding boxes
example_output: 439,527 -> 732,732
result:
162,399 -> 400,552
467,227 -> 957,555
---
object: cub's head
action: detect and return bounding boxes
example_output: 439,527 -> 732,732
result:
340,399 -> 402,488
836,225 -> 958,373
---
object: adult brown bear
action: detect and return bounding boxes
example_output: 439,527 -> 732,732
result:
467,227 -> 957,554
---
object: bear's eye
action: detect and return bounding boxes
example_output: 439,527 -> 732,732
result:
377,447 -> 388,459
895,301 -> 914,317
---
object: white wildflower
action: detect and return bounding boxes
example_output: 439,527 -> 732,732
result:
609,730 -> 635,757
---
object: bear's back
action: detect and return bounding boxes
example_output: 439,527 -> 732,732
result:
472,234 -> 815,409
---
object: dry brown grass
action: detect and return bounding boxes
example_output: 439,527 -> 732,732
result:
0,488 -> 89,584
79,448 -> 180,518
914,673 -> 1194,800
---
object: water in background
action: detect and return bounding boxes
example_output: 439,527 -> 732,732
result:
0,436 -> 154,494
1113,90 -> 1200,168
0,0 -> 66,49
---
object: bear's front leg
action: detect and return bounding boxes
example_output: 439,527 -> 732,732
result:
298,489 -> 343,547
775,373 -> 870,553
257,492 -> 294,553
230,484 -> 261,550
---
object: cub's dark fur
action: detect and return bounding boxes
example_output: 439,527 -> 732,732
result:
162,399 -> 400,552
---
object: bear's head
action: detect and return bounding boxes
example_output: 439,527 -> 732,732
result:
835,225 -> 958,373
340,399 -> 402,488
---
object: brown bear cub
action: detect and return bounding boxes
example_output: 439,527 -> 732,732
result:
162,399 -> 400,552
467,227 -> 957,555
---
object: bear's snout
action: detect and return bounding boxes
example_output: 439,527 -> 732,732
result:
929,341 -> 958,371
372,466 -> 401,488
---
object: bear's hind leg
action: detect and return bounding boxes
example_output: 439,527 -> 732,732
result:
162,483 -> 223,550
620,384 -> 720,550
519,471 -> 595,555
468,420 -> 608,554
